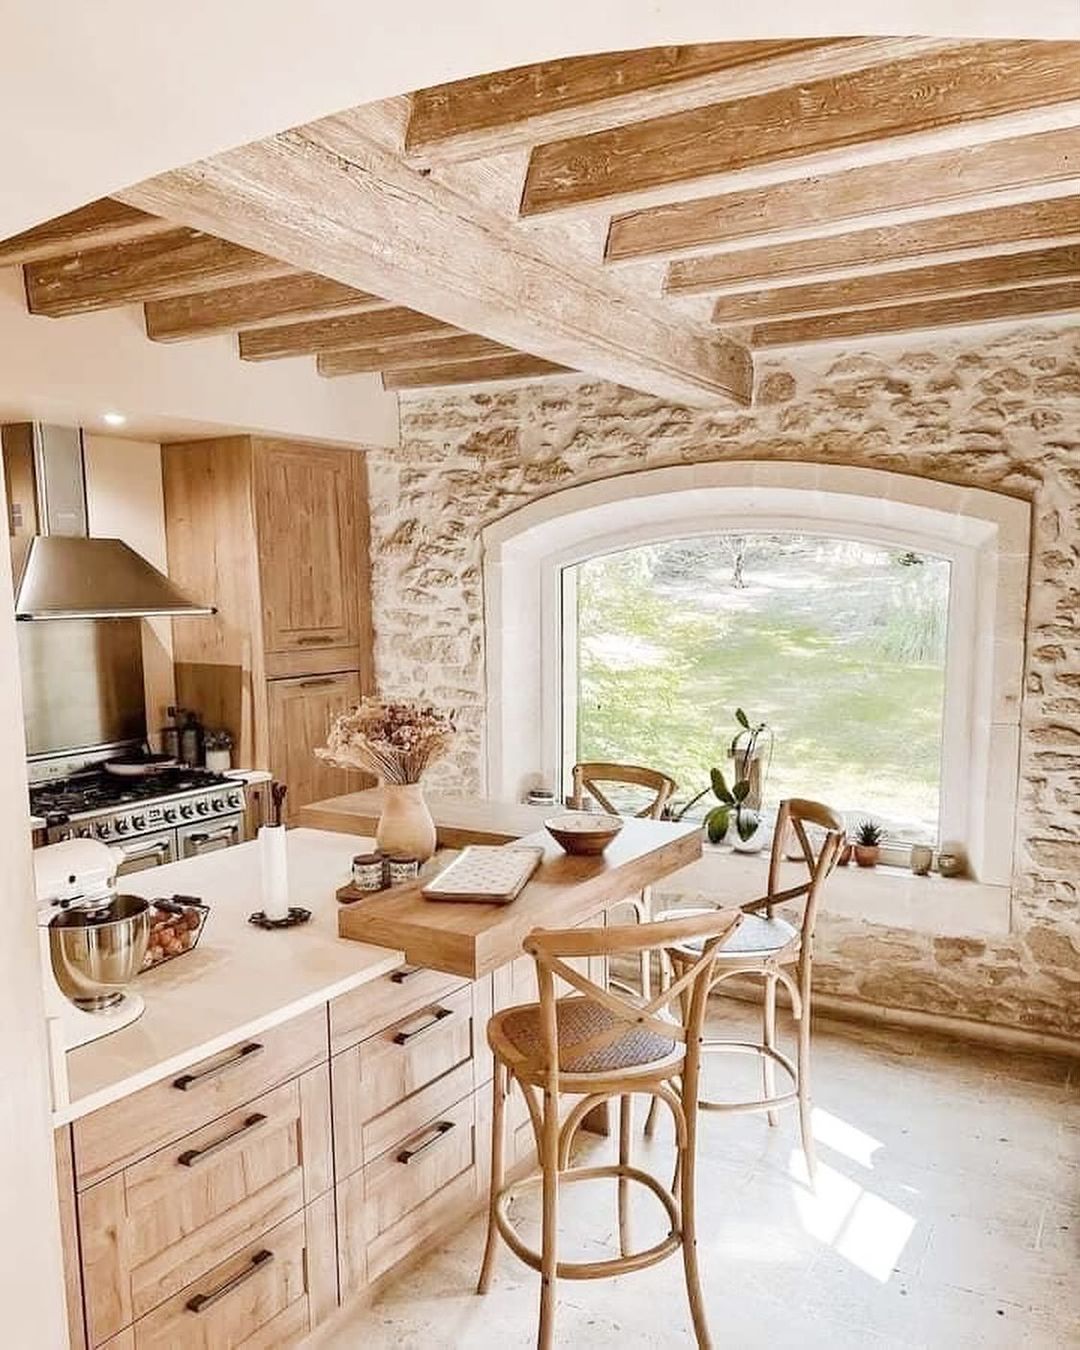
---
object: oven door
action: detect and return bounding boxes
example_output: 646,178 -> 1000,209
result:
114,829 -> 178,876
178,814 -> 245,860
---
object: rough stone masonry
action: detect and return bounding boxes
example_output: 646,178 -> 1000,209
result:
366,322 -> 1080,1038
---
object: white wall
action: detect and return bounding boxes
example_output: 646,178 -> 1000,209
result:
0,468 -> 67,1347
84,434 -> 177,745
0,271 -> 399,449
2,3 -> 1076,239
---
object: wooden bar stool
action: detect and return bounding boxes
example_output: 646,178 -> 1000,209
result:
569,761 -> 678,1000
648,799 -> 845,1180
477,907 -> 742,1350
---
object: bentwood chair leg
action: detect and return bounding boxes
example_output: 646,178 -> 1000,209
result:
644,947 -> 671,1139
763,973 -> 779,1127
477,1058 -> 506,1294
640,887 -> 653,1002
617,1094 -> 633,1256
537,1087 -> 561,1350
679,1102 -> 712,1350
796,998 -> 817,1187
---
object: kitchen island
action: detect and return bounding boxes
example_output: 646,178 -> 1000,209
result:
53,814 -> 701,1349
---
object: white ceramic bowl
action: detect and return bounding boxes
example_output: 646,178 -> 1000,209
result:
544,811 -> 624,856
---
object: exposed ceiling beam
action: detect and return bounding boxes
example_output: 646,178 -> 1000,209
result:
520,41 -> 1080,217
24,228 -> 293,317
382,352 -> 569,389
239,306 -> 456,362
117,109 -> 753,406
0,198 -> 172,267
145,273 -> 388,341
318,333 -> 514,376
711,244 -> 1080,324
606,127 -> 1080,263
405,38 -> 951,165
665,196 -> 1080,296
750,281 -> 1080,347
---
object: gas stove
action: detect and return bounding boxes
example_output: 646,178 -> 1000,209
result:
31,766 -> 248,870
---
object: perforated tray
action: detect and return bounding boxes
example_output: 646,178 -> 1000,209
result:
421,845 -> 545,904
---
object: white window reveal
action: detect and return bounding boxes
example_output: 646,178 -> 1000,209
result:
482,462 -> 1029,887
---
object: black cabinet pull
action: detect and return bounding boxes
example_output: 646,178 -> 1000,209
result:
177,1113 -> 267,1167
389,964 -> 424,984
392,1005 -> 453,1046
173,1042 -> 263,1091
185,1249 -> 273,1313
396,1120 -> 455,1165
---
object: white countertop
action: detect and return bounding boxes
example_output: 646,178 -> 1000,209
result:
59,829 -> 403,1125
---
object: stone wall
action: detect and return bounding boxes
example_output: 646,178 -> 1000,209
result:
366,323 -> 1080,1037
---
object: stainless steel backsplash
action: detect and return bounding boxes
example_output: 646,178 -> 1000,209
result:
19,619 -> 146,758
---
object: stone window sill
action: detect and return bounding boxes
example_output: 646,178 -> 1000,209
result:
656,843 -> 1011,939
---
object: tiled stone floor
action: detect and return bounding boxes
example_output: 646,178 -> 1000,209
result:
306,1003 -> 1080,1348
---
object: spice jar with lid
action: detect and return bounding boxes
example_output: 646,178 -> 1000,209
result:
352,852 -> 386,892
386,856 -> 420,887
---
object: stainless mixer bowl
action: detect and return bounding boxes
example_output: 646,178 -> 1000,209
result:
49,894 -> 151,1010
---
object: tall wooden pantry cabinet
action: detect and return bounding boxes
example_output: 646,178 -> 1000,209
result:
162,437 -> 373,821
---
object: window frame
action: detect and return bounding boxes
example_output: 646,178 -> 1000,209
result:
482,462 -> 1029,887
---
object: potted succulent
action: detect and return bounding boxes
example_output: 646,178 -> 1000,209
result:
853,819 -> 883,868
672,710 -> 772,850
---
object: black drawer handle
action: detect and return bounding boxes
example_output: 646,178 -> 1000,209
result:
396,1120 -> 455,1165
298,677 -> 337,689
173,1042 -> 263,1091
296,634 -> 333,644
392,1005 -> 453,1046
186,1249 -> 273,1313
389,964 -> 425,984
177,1113 -> 267,1167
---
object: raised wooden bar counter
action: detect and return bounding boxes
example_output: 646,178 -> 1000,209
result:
337,818 -> 703,978
299,786 -> 554,846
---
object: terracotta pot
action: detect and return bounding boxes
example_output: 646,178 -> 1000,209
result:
853,844 -> 880,868
837,842 -> 853,867
376,783 -> 437,862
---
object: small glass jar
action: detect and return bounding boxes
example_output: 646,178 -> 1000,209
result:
910,844 -> 934,876
386,856 -> 420,887
352,852 -> 386,892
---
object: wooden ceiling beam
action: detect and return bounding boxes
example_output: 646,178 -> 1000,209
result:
711,244 -> 1080,324
318,333 -> 514,376
117,110 -> 753,406
24,228 -> 293,317
382,353 -> 569,389
521,41 -> 1080,217
751,282 -> 1080,347
665,196 -> 1080,296
607,127 -> 1080,263
405,38 -> 950,164
0,198 -> 171,267
239,306 -> 458,362
145,273 -> 388,341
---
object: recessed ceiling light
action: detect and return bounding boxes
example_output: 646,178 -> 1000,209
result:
102,412 -> 126,427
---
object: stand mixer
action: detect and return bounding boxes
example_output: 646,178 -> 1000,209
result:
33,839 -> 151,1068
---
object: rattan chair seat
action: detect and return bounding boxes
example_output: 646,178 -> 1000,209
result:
672,913 -> 798,961
496,996 -> 677,1074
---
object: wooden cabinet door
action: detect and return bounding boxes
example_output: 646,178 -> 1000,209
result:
255,442 -> 364,655
267,671 -> 364,822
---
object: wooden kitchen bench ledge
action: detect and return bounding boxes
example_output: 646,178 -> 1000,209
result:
337,818 -> 702,979
300,786 -> 554,846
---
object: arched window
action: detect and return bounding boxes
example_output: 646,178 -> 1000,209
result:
482,462 -> 1029,886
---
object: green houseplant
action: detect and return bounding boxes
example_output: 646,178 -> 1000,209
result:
853,819 -> 883,868
673,709 -> 771,846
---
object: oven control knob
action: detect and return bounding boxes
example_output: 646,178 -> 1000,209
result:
132,814 -> 146,830
95,821 -> 111,839
227,792 -> 243,810
179,803 -> 195,819
211,797 -> 224,811
163,807 -> 177,823
76,826 -> 91,839
196,800 -> 210,815
115,818 -> 130,834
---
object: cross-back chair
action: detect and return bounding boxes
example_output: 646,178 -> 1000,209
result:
649,798 -> 845,1180
478,907 -> 742,1350
569,761 -> 677,1001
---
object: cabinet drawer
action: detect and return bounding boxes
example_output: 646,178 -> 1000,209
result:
80,1067 -> 332,1345
333,984 -> 486,1179
74,1007 -> 328,1189
125,1199 -> 334,1350
330,963 -> 468,1055
338,1089 -> 483,1297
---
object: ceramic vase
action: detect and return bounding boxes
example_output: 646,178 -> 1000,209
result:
376,783 -> 437,862
730,817 -> 768,854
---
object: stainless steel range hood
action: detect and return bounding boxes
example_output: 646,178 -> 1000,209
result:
4,423 -> 215,621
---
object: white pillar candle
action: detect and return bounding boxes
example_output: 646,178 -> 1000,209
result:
259,825 -> 290,921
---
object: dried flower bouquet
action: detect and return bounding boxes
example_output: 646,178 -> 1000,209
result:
316,698 -> 455,785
